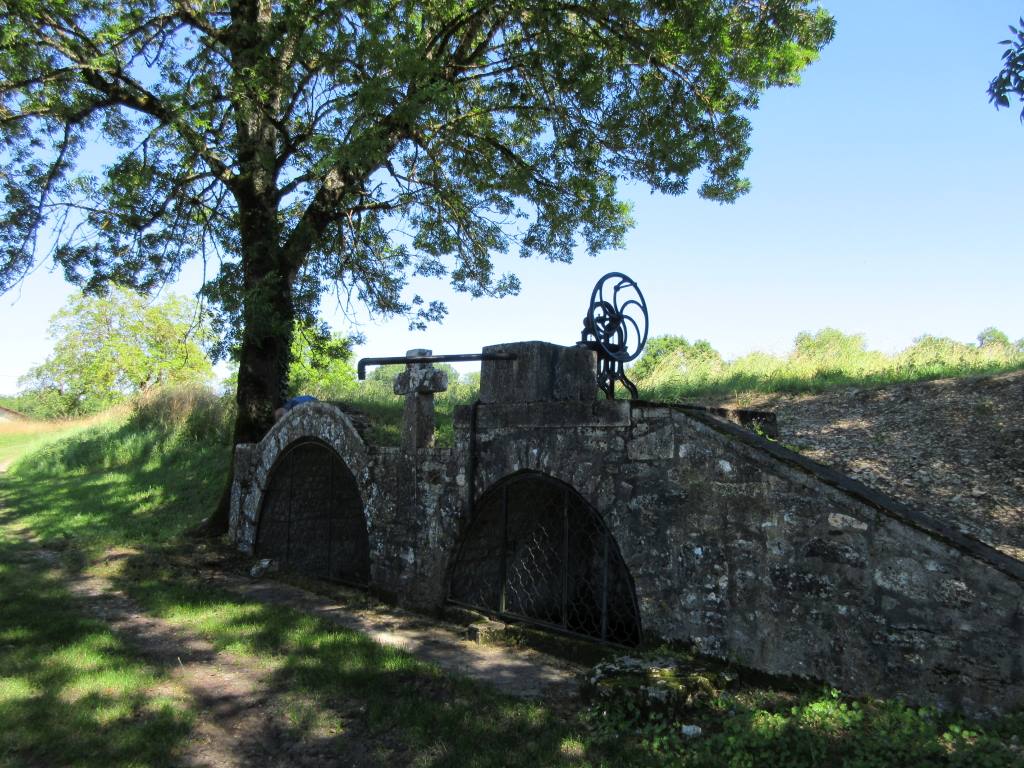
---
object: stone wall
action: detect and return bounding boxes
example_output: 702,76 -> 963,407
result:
230,343 -> 1024,715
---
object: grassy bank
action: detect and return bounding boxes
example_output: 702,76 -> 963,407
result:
0,414 -> 104,468
1,388 -> 231,554
631,328 -> 1024,404
1,388 -> 1022,766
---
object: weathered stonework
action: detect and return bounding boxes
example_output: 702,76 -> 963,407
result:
230,343 -> 1024,715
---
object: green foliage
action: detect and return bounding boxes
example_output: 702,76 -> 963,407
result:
4,386 -> 231,551
633,327 -> 1024,402
582,672 -> 1024,768
17,287 -> 214,418
630,336 -> 721,382
1,0 -> 836,449
977,326 -> 1012,348
1,0 -> 835,305
989,17 -> 1024,120
287,321 -> 358,399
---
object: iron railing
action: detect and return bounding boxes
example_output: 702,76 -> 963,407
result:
449,472 -> 641,646
256,438 -> 370,586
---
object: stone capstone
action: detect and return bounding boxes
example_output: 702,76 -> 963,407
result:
479,341 -> 597,403
394,367 -> 448,396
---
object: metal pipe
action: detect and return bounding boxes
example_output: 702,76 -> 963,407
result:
356,352 -> 517,380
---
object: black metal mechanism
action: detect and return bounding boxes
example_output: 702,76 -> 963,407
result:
578,272 -> 649,399
449,472 -> 642,646
256,438 -> 370,586
356,352 -> 517,380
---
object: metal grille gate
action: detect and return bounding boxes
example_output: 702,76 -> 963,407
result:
256,439 -> 370,585
448,473 -> 641,645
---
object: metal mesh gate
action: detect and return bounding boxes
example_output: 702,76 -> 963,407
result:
256,439 -> 370,585
449,472 -> 641,645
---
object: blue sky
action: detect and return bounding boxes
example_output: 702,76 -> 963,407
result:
2,1 -> 1022,391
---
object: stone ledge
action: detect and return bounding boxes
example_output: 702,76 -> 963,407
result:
671,405 -> 1024,584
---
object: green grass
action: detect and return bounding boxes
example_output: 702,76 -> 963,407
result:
632,329 -> 1024,404
0,539 -> 192,767
626,327 -> 1024,405
2,386 -> 1024,767
1,389 -> 230,554
330,376 -> 479,447
0,415 -> 101,467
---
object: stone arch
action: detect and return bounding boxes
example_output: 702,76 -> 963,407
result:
236,403 -> 374,584
255,437 -> 370,585
448,470 -> 641,645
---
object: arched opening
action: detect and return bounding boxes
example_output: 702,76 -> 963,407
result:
448,472 -> 641,645
256,438 -> 370,585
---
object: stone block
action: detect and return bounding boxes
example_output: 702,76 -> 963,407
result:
479,341 -> 597,403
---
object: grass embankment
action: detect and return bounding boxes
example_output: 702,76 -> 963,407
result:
2,387 -> 1023,766
0,414 -> 103,468
332,372 -> 478,446
632,329 -> 1024,405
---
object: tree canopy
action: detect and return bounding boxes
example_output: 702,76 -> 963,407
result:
18,286 -> 214,416
1,0 -> 834,528
989,16 -> 1024,120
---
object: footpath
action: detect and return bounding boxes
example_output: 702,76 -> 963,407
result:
12,542 -> 581,768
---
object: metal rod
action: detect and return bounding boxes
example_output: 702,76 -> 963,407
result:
499,484 -> 509,614
356,352 -> 517,380
601,528 -> 609,641
560,488 -> 569,630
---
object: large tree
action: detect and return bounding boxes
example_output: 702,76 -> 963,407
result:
1,0 -> 833,530
19,285 -> 213,416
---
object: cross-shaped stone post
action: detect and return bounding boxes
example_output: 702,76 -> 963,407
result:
393,348 -> 448,452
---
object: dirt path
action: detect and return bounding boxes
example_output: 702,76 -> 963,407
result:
19,548 -> 378,768
15,545 -> 581,767
202,570 -> 580,700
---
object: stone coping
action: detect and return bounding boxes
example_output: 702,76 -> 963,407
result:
654,401 -> 1024,584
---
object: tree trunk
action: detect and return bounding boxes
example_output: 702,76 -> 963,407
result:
197,207 -> 294,536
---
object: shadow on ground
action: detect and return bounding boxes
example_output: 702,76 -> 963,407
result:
0,538 -> 193,767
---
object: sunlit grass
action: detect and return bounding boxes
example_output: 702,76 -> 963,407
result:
330,376 -> 479,446
0,541 -> 192,767
1,390 -> 229,554
0,411 -> 115,467
633,330 -> 1024,404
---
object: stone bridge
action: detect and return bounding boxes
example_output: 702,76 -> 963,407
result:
230,341 -> 1024,715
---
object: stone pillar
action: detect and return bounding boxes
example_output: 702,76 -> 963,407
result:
393,348 -> 448,451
